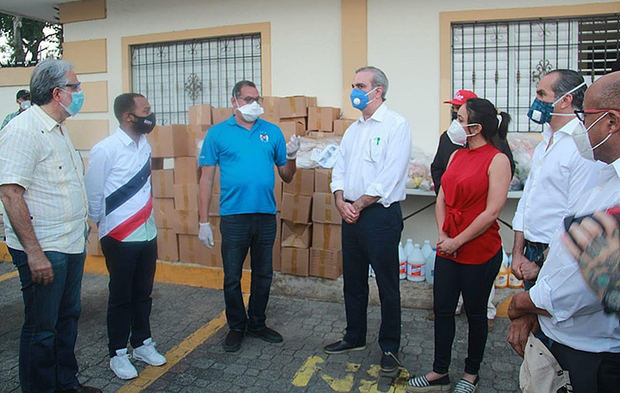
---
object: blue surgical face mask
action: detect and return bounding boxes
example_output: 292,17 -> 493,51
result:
527,81 -> 586,124
60,89 -> 84,116
350,87 -> 377,110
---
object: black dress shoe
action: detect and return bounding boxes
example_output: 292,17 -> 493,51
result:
323,340 -> 367,354
223,330 -> 244,352
380,351 -> 401,375
247,326 -> 283,343
54,385 -> 102,393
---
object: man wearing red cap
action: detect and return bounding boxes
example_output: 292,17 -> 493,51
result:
430,89 -> 479,194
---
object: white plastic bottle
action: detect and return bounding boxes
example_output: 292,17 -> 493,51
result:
425,249 -> 435,285
408,243 -> 426,282
398,242 -> 407,280
404,239 -> 415,281
421,240 -> 433,260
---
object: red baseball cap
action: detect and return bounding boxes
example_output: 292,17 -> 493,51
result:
444,89 -> 477,106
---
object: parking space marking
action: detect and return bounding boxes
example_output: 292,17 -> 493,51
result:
117,294 -> 249,393
0,271 -> 18,282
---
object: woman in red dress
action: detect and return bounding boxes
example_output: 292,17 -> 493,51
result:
408,98 -> 513,393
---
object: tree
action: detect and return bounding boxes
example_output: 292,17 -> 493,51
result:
0,13 -> 62,67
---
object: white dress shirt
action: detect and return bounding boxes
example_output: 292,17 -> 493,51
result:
84,128 -> 156,241
0,105 -> 88,253
512,118 -> 603,243
529,158 -> 620,353
330,104 -> 411,207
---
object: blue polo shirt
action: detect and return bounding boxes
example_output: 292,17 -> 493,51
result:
199,116 -> 287,216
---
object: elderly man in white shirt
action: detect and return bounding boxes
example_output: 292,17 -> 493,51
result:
323,66 -> 411,375
512,69 -> 603,289
507,70 -> 620,393
0,60 -> 101,393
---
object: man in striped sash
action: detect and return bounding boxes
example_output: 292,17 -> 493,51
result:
85,93 -> 166,380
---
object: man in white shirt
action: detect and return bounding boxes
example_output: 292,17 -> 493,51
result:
85,93 -> 166,380
512,69 -> 603,289
507,70 -> 620,393
0,59 -> 101,393
324,66 -> 411,375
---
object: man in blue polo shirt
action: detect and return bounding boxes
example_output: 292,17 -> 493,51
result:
198,80 -> 299,352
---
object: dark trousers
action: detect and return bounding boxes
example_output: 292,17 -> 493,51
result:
220,214 -> 276,332
433,249 -> 502,375
342,202 -> 402,353
100,237 -> 157,357
9,248 -> 85,393
523,240 -> 548,290
548,340 -> 620,393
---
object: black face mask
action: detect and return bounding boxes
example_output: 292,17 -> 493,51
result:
131,112 -> 156,134
451,111 -> 458,121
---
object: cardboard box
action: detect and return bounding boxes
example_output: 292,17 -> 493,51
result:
279,96 -> 316,118
147,125 -> 194,158
212,166 -> 220,194
274,166 -> 283,211
152,169 -> 174,198
174,184 -> 199,211
312,192 -> 340,224
174,157 -> 199,184
307,107 -> 340,132
280,117 -> 306,136
209,216 -> 221,242
188,104 -> 213,125
157,228 -> 179,261
279,121 -> 296,142
280,247 -> 309,276
314,168 -> 332,193
309,248 -> 343,279
153,198 -> 175,228
262,96 -> 281,120
178,234 -> 221,266
173,210 -> 199,235
283,168 -> 314,196
151,157 -> 165,170
281,193 -> 312,224
312,223 -> 341,251
308,131 -> 336,139
333,119 -> 356,136
281,220 -> 312,248
212,107 -> 233,124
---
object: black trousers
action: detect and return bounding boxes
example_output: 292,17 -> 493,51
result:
549,340 -> 620,393
433,249 -> 502,375
100,236 -> 157,357
342,202 -> 403,353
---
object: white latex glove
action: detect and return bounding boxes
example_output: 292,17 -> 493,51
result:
286,135 -> 301,160
198,222 -> 214,248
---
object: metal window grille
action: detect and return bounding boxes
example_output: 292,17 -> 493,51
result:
131,33 -> 261,125
451,14 -> 619,132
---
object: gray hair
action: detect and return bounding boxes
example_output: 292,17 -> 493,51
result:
356,66 -> 389,100
231,80 -> 257,99
549,69 -> 586,111
30,59 -> 73,106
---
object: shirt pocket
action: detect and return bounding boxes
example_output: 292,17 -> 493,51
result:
364,136 -> 384,163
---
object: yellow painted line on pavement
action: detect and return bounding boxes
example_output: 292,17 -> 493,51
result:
0,270 -> 18,282
117,294 -> 249,393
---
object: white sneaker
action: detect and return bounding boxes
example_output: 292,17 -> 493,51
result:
133,338 -> 167,366
110,348 -> 138,380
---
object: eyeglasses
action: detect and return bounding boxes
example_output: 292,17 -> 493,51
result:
574,109 -> 611,123
239,96 -> 263,104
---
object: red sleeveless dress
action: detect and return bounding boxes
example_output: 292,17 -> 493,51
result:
439,143 -> 502,264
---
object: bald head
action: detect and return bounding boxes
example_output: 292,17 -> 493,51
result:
584,71 -> 620,110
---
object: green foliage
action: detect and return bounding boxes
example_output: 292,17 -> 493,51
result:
0,13 -> 62,67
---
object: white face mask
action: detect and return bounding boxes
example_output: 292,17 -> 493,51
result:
20,100 -> 31,110
446,119 -> 479,146
571,112 -> 610,161
235,99 -> 264,122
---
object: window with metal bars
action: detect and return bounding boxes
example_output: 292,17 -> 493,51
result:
131,33 -> 261,125
451,14 -> 619,132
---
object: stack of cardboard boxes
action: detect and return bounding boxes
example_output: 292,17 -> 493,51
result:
84,96 -> 355,281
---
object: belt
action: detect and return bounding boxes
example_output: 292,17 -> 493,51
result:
344,200 -> 397,209
524,239 -> 549,249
